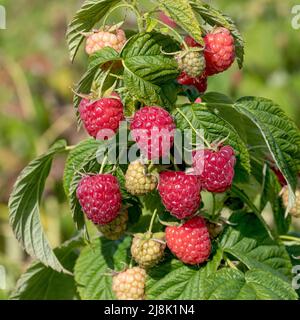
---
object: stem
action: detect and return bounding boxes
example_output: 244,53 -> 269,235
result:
129,257 -> 134,269
147,161 -> 154,172
97,66 -> 113,99
148,209 -> 158,234
109,73 -> 123,80
100,155 -> 108,174
103,2 -> 142,32
176,108 -> 211,148
225,256 -> 238,270
65,145 -> 76,151
212,193 -> 216,217
280,235 -> 300,243
150,17 -> 188,50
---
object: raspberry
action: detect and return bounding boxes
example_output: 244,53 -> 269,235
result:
166,216 -> 211,265
85,28 -> 127,55
125,161 -> 157,196
112,267 -> 146,300
158,171 -> 201,219
204,27 -> 235,76
282,187 -> 300,218
193,146 -> 236,193
177,71 -> 208,93
79,94 -> 124,139
97,210 -> 128,240
193,73 -> 208,93
130,106 -> 176,160
176,50 -> 206,78
195,97 -> 202,103
76,174 -> 122,225
131,232 -> 166,269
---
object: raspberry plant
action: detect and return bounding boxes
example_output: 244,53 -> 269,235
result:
8,0 -> 300,300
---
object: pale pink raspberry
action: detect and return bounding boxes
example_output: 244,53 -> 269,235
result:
85,29 -> 127,55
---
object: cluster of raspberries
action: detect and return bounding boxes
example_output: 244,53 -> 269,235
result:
76,104 -> 236,273
177,28 -> 236,94
76,24 -> 237,300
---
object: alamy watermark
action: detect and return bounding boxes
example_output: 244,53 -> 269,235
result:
94,122 -> 207,173
291,5 -> 300,29
0,5 -> 6,29
292,256 -> 300,291
0,265 -> 6,290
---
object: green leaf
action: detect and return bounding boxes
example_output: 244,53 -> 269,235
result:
260,165 -> 290,235
203,268 -> 297,300
202,93 -> 267,159
121,32 -> 180,107
10,235 -> 83,300
190,1 -> 244,68
234,97 -> 300,210
173,104 -> 251,176
146,249 -> 223,300
157,0 -> 204,45
73,47 -> 119,110
74,237 -> 131,300
8,140 -> 67,273
220,211 -> 293,281
63,139 -> 103,196
147,246 -> 296,300
67,0 -> 119,62
231,184 -> 273,239
202,94 -> 300,212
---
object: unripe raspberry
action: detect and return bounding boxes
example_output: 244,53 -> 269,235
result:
76,174 -> 122,225
130,106 -> 176,160
97,210 -> 128,240
204,27 -> 235,76
176,50 -> 206,78
158,171 -> 201,219
85,28 -> 127,55
125,161 -> 157,196
166,216 -> 211,265
112,267 -> 146,300
282,187 -> 300,218
131,232 -> 166,269
79,94 -> 124,139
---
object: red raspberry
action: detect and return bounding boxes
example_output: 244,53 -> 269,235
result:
204,28 -> 235,76
166,216 -> 211,265
158,171 -> 201,219
193,146 -> 236,193
177,71 -> 208,93
85,29 -> 126,55
76,174 -> 122,225
130,106 -> 176,160
195,97 -> 202,103
177,71 -> 194,86
79,94 -> 124,139
193,73 -> 208,93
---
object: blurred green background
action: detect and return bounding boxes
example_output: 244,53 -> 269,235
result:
0,0 -> 300,299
